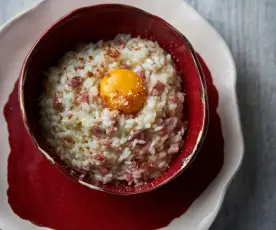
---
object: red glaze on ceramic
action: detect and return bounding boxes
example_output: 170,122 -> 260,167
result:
19,4 -> 208,194
4,55 -> 223,230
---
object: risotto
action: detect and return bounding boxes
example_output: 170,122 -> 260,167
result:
39,34 -> 185,185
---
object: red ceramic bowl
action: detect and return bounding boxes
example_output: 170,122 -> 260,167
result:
19,4 -> 208,195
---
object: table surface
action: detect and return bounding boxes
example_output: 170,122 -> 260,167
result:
1,0 -> 276,229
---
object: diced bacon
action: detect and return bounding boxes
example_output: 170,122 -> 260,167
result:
132,148 -> 140,154
95,153 -> 106,161
76,93 -> 90,104
164,117 -> 178,132
91,126 -> 102,137
126,174 -> 132,181
169,96 -> 178,103
70,76 -> 83,89
154,80 -> 165,91
167,144 -> 180,154
53,95 -> 63,111
130,161 -> 138,168
159,129 -> 168,137
150,79 -> 165,96
99,167 -> 109,175
68,113 -> 73,119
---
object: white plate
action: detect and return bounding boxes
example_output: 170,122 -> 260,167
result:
0,0 -> 244,229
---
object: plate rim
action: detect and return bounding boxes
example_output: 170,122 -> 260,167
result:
175,3 -> 244,230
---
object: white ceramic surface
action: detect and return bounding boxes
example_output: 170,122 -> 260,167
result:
0,0 -> 244,229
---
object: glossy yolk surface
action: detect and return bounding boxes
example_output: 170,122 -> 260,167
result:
100,69 -> 147,114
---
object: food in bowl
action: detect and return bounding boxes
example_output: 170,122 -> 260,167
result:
20,4 -> 207,194
39,34 -> 186,185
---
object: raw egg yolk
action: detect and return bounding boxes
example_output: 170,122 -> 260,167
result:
100,69 -> 147,113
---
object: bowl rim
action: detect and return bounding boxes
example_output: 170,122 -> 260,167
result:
19,3 -> 209,195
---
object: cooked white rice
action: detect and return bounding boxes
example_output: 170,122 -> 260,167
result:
39,34 -> 185,185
